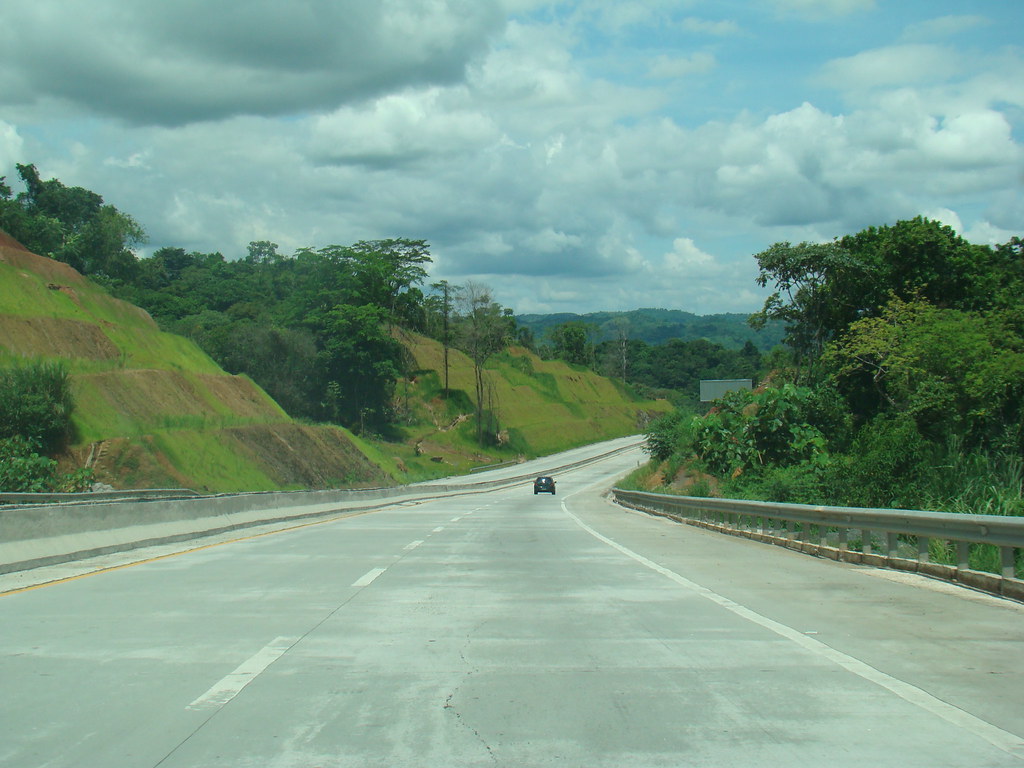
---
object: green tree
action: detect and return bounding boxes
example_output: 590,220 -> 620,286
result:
643,409 -> 689,462
428,280 -> 457,397
750,217 -> 999,369
550,321 -> 594,366
315,303 -> 404,432
220,324 -> 319,419
0,436 -> 58,492
749,239 -> 865,366
0,361 -> 94,493
5,164 -> 146,279
823,296 -> 1024,450
457,282 -> 512,445
348,239 -> 432,326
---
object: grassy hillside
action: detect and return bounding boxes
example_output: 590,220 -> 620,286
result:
383,330 -> 671,478
1,232 -> 668,490
0,236 -> 391,492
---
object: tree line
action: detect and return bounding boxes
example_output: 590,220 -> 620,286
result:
537,318 -> 766,408
1,164 -> 766,443
107,239 -> 519,438
645,217 -> 1024,520
0,165 -> 526,441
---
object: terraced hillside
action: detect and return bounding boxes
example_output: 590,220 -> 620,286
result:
0,232 -> 392,492
1,230 -> 668,490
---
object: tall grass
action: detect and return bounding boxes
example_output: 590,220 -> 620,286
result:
924,445 -> 1024,517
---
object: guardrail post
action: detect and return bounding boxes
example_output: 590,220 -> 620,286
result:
1002,547 -> 1017,579
887,532 -> 898,559
819,525 -> 828,548
957,541 -> 970,571
838,527 -> 848,552
862,529 -> 872,555
918,536 -> 930,563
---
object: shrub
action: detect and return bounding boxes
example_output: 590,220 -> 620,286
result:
0,360 -> 75,452
921,442 -> 1024,517
725,462 -> 830,505
0,436 -> 57,492
825,414 -> 936,508
690,383 -> 831,477
643,409 -> 691,462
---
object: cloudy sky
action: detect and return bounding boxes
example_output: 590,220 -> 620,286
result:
1,0 -> 1021,316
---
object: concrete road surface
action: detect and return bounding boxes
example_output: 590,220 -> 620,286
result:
2,444 -> 1023,767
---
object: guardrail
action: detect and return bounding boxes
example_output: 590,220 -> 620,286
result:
611,488 -> 1024,602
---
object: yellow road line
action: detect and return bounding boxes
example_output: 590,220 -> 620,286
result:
0,507 -> 377,597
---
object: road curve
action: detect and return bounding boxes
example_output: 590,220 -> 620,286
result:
1,443 -> 1022,767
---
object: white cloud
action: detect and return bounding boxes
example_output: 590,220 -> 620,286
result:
0,0 -> 507,125
963,218 -> 1020,248
648,52 -> 717,80
819,45 -> 962,91
524,227 -> 584,253
663,237 -> 719,275
0,0 -> 1020,319
923,207 -> 963,234
0,122 -> 25,172
310,88 -> 499,168
680,17 -> 740,36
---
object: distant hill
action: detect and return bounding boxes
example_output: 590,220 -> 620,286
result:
516,308 -> 785,350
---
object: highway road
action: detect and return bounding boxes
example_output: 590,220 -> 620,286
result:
2,442 -> 1023,767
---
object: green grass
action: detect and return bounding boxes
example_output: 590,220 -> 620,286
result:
924,448 -> 1024,517
150,429 -> 283,493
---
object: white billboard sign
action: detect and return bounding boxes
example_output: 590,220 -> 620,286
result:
699,379 -> 753,403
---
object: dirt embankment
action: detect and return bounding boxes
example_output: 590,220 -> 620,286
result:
0,316 -> 122,359
76,369 -> 284,425
224,424 -> 390,488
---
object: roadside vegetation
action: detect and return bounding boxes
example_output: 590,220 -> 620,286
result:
0,360 -> 93,491
635,218 -> 1024,521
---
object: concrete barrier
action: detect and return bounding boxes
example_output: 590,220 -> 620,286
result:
1,439 -> 642,574
0,486 -> 437,574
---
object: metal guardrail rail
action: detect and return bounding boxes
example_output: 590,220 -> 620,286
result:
611,488 -> 1024,602
0,489 -> 202,506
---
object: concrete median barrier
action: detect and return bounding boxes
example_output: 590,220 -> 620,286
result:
1,438 -> 643,574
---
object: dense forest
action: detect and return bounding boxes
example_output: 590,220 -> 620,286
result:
642,217 -> 1024,523
517,308 -> 785,351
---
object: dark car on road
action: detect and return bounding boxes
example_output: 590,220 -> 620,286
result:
533,476 -> 556,494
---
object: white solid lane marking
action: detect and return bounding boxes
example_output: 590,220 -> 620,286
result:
352,567 -> 387,587
188,637 -> 295,711
565,506 -> 1024,762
